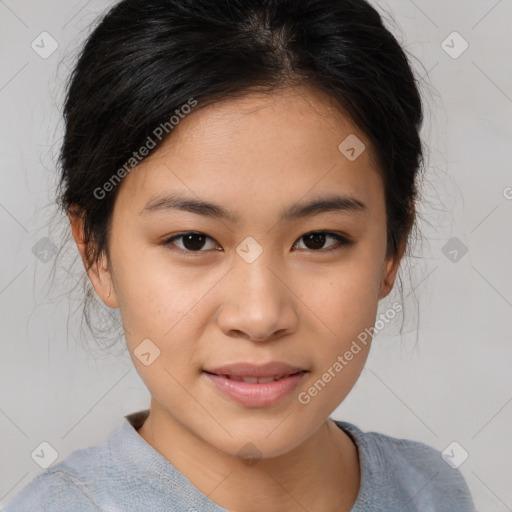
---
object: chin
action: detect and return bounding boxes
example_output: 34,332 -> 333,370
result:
199,419 -> 311,462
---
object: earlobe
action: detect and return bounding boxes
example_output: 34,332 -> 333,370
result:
68,211 -> 119,308
379,257 -> 399,299
86,245 -> 119,309
378,245 -> 404,299
94,251 -> 119,308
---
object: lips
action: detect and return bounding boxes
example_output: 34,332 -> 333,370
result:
226,375 -> 293,383
206,374 -> 304,384
203,361 -> 307,382
202,362 -> 309,407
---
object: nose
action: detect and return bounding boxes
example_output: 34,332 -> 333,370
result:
215,255 -> 299,343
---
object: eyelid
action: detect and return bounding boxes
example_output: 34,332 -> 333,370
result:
293,232 -> 354,252
162,230 -> 354,256
162,231 -> 219,256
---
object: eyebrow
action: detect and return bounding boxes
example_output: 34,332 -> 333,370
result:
139,192 -> 367,222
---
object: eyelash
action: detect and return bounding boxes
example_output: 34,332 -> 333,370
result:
161,231 -> 354,256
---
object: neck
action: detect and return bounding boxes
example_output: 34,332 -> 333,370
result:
137,404 -> 360,512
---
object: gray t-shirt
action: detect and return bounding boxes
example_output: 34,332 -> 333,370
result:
3,409 -> 477,511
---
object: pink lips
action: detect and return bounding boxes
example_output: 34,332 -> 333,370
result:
202,361 -> 308,408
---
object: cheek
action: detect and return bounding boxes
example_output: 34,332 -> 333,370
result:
298,252 -> 383,402
117,265 -> 205,408
111,248 -> 207,362
298,270 -> 379,412
305,257 -> 382,337
123,292 -> 199,394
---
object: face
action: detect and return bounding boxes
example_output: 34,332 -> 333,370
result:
72,86 -> 400,459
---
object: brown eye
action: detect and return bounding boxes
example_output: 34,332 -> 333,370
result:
162,230 -> 353,256
163,232 -> 218,253
293,231 -> 353,252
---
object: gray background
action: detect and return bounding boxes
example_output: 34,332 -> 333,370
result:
1,1 -> 511,510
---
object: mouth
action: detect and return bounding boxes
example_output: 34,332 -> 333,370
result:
201,361 -> 309,407
202,370 -> 307,383
202,360 -> 308,381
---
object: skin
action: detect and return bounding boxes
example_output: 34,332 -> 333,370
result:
70,85 -> 404,512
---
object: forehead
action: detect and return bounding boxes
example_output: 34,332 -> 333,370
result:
115,86 -> 384,221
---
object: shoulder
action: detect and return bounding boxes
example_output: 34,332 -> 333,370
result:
368,428 -> 472,491
2,464 -> 101,512
335,421 -> 477,512
2,413 -> 185,512
3,438 -> 121,512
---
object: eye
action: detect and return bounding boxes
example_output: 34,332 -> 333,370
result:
162,230 -> 353,256
163,232 -> 219,254
292,231 -> 353,252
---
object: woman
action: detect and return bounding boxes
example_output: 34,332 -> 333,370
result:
4,0 -> 476,510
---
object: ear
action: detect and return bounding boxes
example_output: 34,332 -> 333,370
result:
68,212 -> 119,308
378,241 -> 405,300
